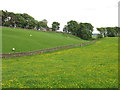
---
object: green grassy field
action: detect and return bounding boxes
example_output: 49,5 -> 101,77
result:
2,27 -> 88,53
2,37 -> 118,88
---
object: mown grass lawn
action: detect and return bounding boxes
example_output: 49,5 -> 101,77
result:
2,37 -> 118,88
2,27 -> 88,53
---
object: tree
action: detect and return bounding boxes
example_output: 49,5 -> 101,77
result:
2,10 -> 11,26
114,27 -> 120,37
1,10 -> 17,27
97,34 -> 103,38
63,25 -> 68,33
8,12 -> 16,27
78,23 -> 94,40
97,27 -> 119,37
65,20 -> 94,40
15,13 -> 26,28
41,19 -> 48,24
37,21 -> 48,30
2,10 -> 38,29
106,27 -> 116,37
21,13 -> 36,29
97,27 -> 107,37
52,22 -> 60,31
67,20 -> 79,36
0,10 -> 2,26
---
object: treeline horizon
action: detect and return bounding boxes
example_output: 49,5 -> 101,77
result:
1,10 -> 119,40
97,27 -> 120,37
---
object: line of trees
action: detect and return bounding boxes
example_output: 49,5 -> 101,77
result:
1,10 -> 94,40
1,10 -> 49,30
1,10 -> 61,32
97,27 -> 120,37
1,10 -> 119,40
63,20 -> 94,40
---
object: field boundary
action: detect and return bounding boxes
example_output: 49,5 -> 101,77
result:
1,40 -> 96,59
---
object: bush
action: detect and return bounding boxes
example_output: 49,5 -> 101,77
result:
97,34 -> 103,38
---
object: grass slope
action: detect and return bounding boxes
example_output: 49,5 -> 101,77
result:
2,27 -> 88,53
2,37 -> 118,88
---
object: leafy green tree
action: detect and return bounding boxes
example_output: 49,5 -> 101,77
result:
114,27 -> 120,37
65,20 -> 94,40
8,12 -> 16,27
2,10 -> 37,29
2,10 -> 11,26
97,27 -> 119,37
97,27 -> 107,37
97,28 -> 103,34
97,34 -> 103,38
78,23 -> 93,40
63,25 -> 68,33
52,22 -> 60,31
42,19 -> 48,24
15,14 -> 26,28
67,20 -> 79,36
37,21 -> 49,30
21,13 -> 36,29
1,10 -> 17,27
106,27 -> 116,37
0,10 -> 2,26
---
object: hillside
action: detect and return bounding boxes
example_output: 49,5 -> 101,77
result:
2,27 -> 88,53
2,37 -> 118,88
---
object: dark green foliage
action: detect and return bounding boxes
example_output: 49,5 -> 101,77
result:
0,10 -> 2,26
37,21 -> 48,30
96,27 -> 106,37
97,34 -> 103,38
78,23 -> 93,40
52,22 -> 60,31
67,20 -> 79,36
63,25 -> 68,33
64,20 -> 94,40
114,27 -> 120,37
106,27 -> 116,37
97,27 -> 120,37
1,10 -> 48,30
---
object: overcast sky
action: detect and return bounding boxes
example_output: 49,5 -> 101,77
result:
1,0 -> 119,33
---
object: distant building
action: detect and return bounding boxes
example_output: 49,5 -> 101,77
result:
38,27 -> 47,31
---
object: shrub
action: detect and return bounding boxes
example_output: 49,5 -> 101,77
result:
97,34 -> 103,38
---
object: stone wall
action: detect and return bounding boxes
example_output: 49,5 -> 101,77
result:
1,40 -> 96,59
